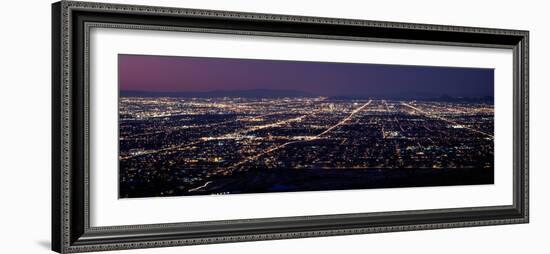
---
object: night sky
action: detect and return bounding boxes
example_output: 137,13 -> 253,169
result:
119,54 -> 494,98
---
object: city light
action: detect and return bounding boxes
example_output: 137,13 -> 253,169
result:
119,96 -> 494,198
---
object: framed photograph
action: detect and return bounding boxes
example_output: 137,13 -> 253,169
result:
52,1 -> 529,253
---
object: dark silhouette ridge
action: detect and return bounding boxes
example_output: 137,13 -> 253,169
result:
121,89 -> 493,102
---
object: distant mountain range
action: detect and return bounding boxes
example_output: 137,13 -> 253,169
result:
120,89 -> 312,98
120,89 -> 493,102
331,94 -> 494,102
427,95 -> 494,103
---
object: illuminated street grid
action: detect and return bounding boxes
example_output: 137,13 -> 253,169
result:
119,97 -> 494,197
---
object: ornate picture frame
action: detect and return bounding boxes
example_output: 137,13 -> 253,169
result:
52,1 -> 528,253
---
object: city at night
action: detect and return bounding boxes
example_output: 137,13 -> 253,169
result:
118,54 -> 494,198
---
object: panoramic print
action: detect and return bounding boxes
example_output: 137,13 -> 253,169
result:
118,54 -> 494,198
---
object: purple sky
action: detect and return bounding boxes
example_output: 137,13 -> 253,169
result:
119,54 -> 494,97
